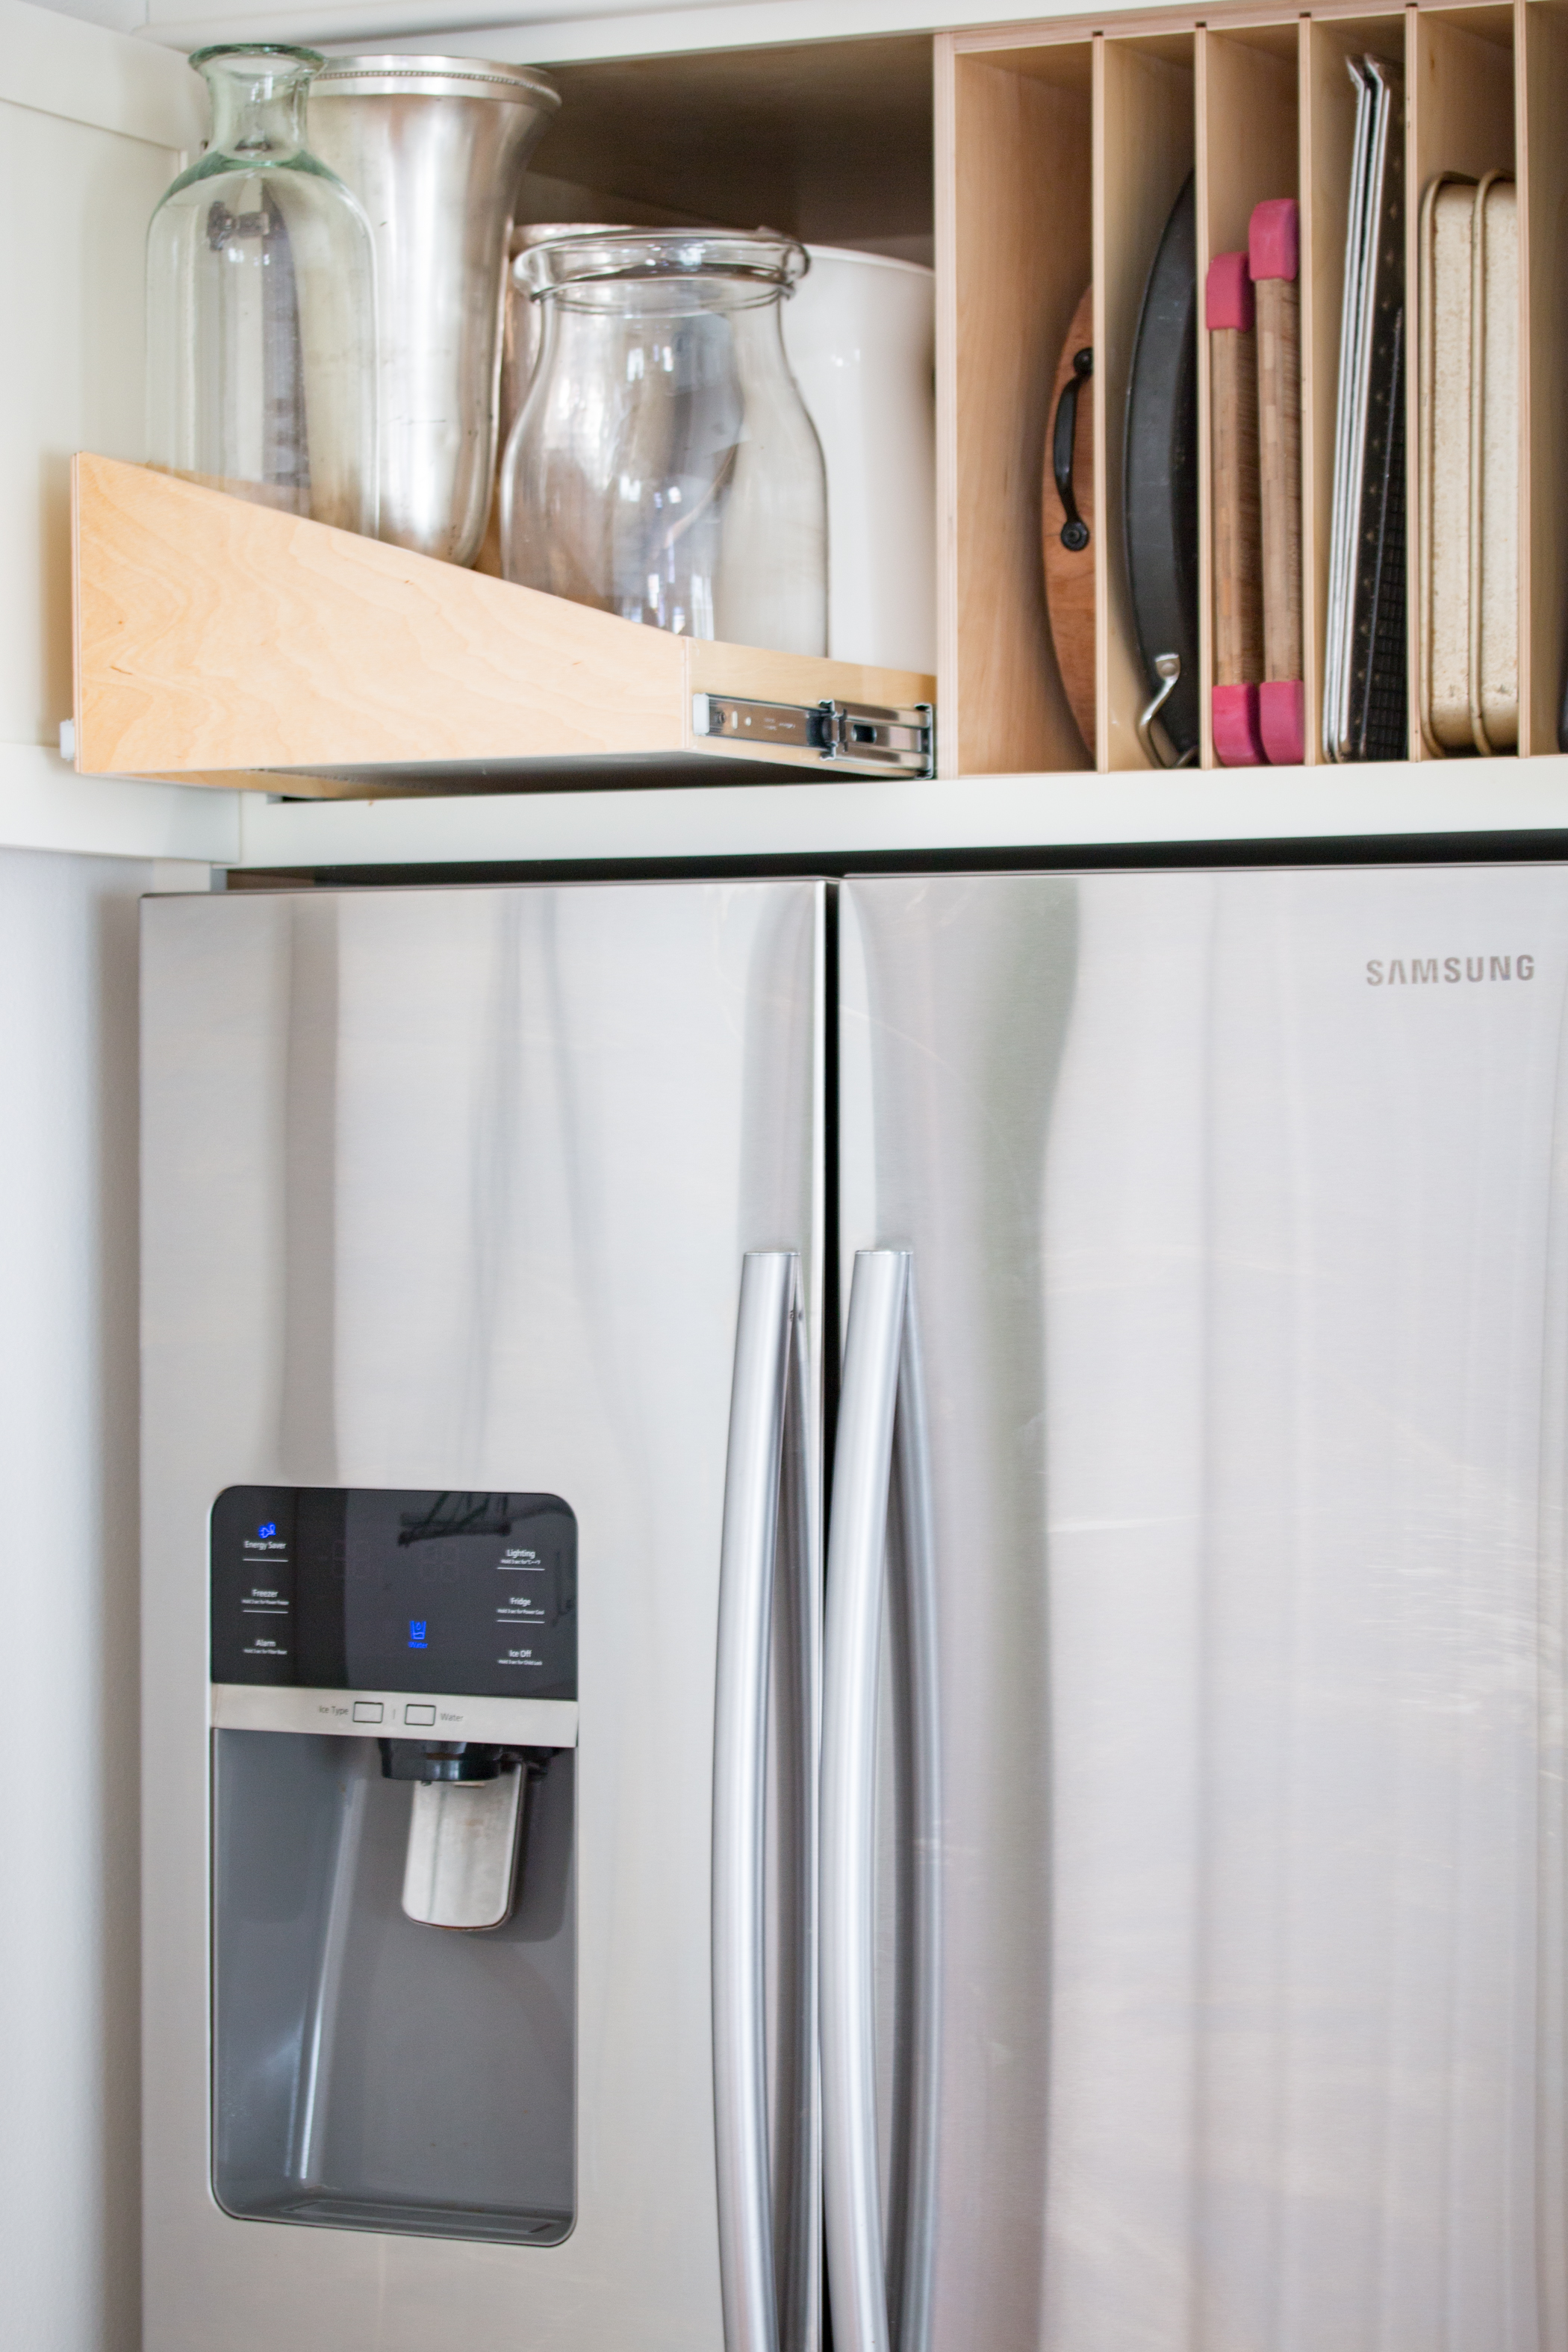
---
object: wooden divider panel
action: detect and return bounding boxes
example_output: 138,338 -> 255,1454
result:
1406,3 -> 1515,758
1518,0 -> 1568,757
1095,30 -> 1195,771
1197,24 -> 1299,766
939,36 -> 1093,777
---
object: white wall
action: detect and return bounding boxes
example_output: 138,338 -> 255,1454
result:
0,2 -> 232,867
0,848 -> 205,2352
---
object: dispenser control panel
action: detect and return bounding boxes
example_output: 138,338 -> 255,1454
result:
210,1487 -> 576,1700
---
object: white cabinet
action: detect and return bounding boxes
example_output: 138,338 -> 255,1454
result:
16,0 -> 1568,870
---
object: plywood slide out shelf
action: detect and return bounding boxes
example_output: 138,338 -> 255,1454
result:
70,455 -> 935,798
940,0 -> 1567,780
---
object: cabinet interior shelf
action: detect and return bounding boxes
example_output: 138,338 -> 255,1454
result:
219,753 -> 1568,884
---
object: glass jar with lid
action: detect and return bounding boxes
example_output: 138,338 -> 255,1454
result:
500,231 -> 827,656
146,44 -> 378,534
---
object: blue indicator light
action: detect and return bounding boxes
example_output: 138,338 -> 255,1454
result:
258,1521 -> 276,1540
408,1620 -> 429,1649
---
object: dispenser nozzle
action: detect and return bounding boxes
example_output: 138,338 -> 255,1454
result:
390,1745 -> 553,1932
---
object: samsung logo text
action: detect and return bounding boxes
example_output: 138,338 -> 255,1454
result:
1366,954 -> 1534,986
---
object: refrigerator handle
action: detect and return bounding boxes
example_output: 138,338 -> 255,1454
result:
822,1251 -> 940,2352
714,1250 -> 818,2352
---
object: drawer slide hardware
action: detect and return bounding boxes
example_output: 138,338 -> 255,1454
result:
694,692 -> 933,777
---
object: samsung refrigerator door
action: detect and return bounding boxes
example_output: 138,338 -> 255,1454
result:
141,880 -> 824,2352
835,866 -> 1568,2352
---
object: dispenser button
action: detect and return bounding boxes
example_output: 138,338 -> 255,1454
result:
403,1702 -> 437,1727
352,1700 -> 384,1723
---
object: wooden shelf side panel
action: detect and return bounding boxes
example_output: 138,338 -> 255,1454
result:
72,455 -> 934,793
1518,0 -> 1568,759
1196,25 -> 1300,768
73,454 -> 688,783
940,43 -> 1093,779
1095,32 -> 1195,771
1405,2 -> 1516,760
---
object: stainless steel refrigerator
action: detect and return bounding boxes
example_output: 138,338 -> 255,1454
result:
143,863 -> 1568,2352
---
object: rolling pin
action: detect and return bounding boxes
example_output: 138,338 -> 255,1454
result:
1249,199 -> 1304,763
1207,250 -> 1266,766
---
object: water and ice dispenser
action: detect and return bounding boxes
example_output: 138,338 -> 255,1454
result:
208,1487 -> 578,2244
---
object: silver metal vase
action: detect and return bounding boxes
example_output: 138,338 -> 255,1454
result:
309,55 -> 559,566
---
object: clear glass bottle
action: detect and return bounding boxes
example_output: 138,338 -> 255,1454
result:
146,46 -> 378,535
500,233 -> 827,655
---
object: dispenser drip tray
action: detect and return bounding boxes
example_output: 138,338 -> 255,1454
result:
242,2193 -> 571,2247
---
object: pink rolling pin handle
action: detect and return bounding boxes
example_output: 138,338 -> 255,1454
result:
1212,682 -> 1267,768
1204,249 -> 1254,331
1258,679 -> 1305,765
1248,198 -> 1300,284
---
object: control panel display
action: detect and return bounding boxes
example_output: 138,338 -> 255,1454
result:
211,1487 -> 576,1699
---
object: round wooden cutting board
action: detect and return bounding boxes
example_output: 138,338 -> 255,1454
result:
1042,285 -> 1096,761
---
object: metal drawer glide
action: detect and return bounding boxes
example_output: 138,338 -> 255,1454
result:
694,692 -> 933,777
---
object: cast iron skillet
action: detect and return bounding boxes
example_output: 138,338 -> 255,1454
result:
1123,172 -> 1199,764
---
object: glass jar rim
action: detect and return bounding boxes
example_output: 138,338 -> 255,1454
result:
188,42 -> 326,72
517,230 -> 809,299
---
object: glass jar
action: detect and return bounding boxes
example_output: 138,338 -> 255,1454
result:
146,45 -> 378,535
500,232 -> 827,655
